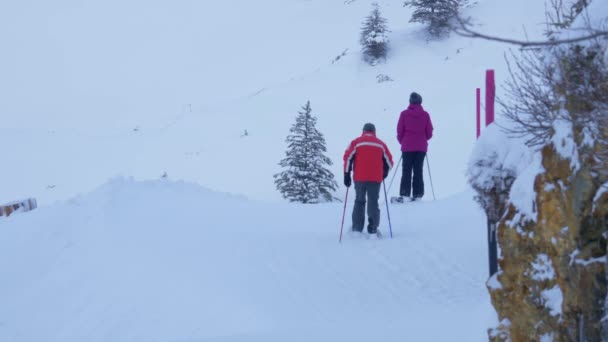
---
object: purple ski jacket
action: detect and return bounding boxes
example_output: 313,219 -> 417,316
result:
396,104 -> 434,152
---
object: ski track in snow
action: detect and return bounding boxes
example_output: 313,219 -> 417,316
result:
0,179 -> 492,341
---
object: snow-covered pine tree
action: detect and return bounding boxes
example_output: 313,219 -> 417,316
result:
404,0 -> 463,38
274,101 -> 338,203
360,3 -> 389,65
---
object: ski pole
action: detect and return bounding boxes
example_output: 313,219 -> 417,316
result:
382,180 -> 393,239
386,155 -> 402,195
426,154 -> 436,200
339,187 -> 349,243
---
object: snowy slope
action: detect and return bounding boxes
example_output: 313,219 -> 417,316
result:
0,0 -> 558,340
0,179 -> 493,341
0,0 -> 548,205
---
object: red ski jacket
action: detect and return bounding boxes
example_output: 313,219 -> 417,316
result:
343,132 -> 394,182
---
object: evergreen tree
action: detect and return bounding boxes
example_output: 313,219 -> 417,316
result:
360,3 -> 389,65
404,0 -> 463,38
274,101 -> 338,203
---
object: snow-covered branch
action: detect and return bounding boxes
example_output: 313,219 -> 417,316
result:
452,15 -> 608,48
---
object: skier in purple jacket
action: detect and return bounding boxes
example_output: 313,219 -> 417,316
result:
396,92 -> 433,201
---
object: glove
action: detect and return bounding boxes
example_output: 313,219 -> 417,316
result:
383,160 -> 390,179
344,172 -> 352,188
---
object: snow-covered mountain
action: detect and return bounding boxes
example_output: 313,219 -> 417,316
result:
0,0 -> 553,340
1,0 -> 547,204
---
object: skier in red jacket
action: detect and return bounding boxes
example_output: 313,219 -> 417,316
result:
343,123 -> 394,237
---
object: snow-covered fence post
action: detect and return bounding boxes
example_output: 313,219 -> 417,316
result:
485,69 -> 498,277
476,87 -> 481,139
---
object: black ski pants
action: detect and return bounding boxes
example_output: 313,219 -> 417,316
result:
400,151 -> 426,198
352,181 -> 381,234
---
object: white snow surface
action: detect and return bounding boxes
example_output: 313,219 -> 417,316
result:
504,145 -> 543,223
541,332 -> 555,342
468,123 -> 543,223
551,119 -> 580,172
593,182 -> 608,212
541,285 -> 563,317
0,0 -> 566,340
468,124 -> 531,189
487,271 -> 503,290
529,254 -> 556,281
0,178 -> 493,341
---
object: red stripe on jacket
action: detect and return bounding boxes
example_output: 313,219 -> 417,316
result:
343,132 -> 394,183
